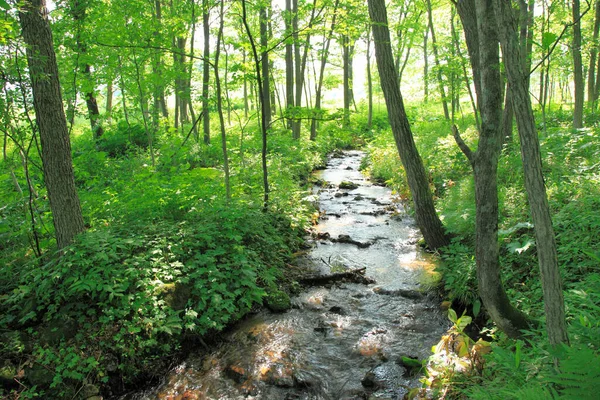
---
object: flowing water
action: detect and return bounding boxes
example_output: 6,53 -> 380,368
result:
127,151 -> 448,400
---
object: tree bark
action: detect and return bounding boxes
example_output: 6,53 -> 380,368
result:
494,0 -> 569,346
19,0 -> 85,249
368,0 -> 449,251
202,0 -> 210,144
342,34 -> 351,127
456,0 -> 531,338
105,79 -> 113,124
572,0 -> 584,128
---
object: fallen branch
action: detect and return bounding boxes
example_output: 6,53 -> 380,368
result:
299,267 -> 376,286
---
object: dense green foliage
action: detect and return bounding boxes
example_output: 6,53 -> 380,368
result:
363,104 -> 600,399
0,114 -> 365,398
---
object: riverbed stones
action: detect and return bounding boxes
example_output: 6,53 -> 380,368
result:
339,181 -> 359,190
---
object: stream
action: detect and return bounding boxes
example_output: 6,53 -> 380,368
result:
126,150 -> 449,400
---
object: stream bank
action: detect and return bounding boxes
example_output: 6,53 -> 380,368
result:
124,150 -> 449,400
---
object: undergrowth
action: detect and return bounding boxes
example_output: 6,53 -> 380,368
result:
363,103 -> 600,399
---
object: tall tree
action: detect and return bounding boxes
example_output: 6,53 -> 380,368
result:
572,0 -> 584,128
71,0 -> 104,140
260,0 -> 272,129
285,0 -> 294,130
494,0 -> 569,346
19,0 -> 85,249
202,0 -> 211,144
454,0 -> 531,338
368,0 -> 449,251
426,0 -> 450,121
588,0 -> 600,107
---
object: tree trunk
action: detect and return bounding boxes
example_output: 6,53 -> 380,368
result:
19,0 -> 85,249
285,0 -> 294,130
72,0 -> 103,140
367,27 -> 373,130
342,35 -> 351,127
260,3 -> 272,129
423,28 -> 429,103
202,0 -> 210,144
242,0 -> 269,209
214,0 -> 230,200
426,0 -> 450,121
588,0 -> 600,107
456,0 -> 531,338
310,1 -> 339,141
106,79 -> 113,124
494,0 -> 569,347
368,0 -> 449,251
572,0 -> 584,129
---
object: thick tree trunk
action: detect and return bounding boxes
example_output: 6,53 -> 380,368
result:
369,0 -> 449,251
494,0 -> 569,346
19,0 -> 85,249
456,0 -> 531,338
572,0 -> 584,128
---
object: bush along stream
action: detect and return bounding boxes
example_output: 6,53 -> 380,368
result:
120,150 -> 449,399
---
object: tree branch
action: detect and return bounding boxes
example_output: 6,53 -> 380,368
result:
452,124 -> 474,165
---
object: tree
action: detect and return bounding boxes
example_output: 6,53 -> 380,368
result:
454,0 -> 531,338
572,0 -> 584,128
19,0 -> 85,249
494,0 -> 569,346
202,0 -> 211,144
71,0 -> 104,140
368,0 -> 449,251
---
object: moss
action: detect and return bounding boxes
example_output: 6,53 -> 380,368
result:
265,289 -> 291,313
155,282 -> 192,311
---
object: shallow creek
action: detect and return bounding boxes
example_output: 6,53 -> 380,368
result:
127,151 -> 448,400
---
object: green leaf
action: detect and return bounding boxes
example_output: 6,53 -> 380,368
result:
448,308 -> 458,324
0,0 -> 9,10
542,32 -> 558,50
472,300 -> 481,318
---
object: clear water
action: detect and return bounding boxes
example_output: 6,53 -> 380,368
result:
124,151 -> 448,400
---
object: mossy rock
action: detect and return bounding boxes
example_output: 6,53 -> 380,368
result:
155,282 -> 192,311
265,289 -> 291,312
339,181 -> 359,190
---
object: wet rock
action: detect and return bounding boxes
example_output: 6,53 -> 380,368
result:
360,210 -> 386,216
339,181 -> 359,190
264,363 -> 295,388
332,234 -> 373,248
372,287 -> 424,300
155,282 -> 192,311
328,306 -> 346,315
265,289 -> 291,312
361,371 -> 381,389
225,364 -> 248,384
354,195 -> 365,201
316,232 -> 330,240
345,166 -> 353,170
